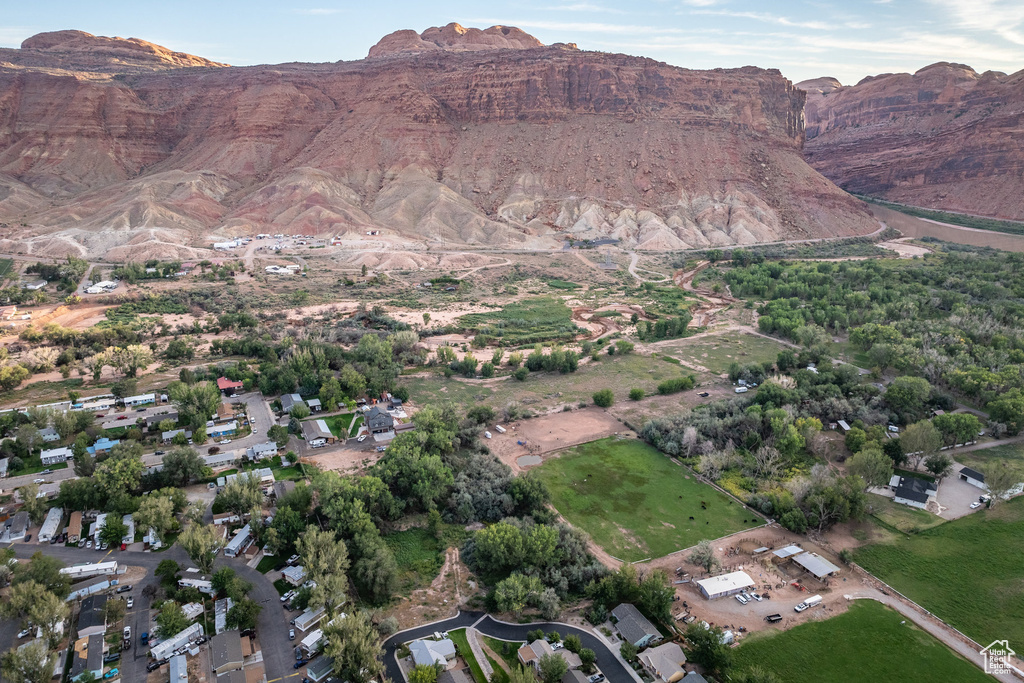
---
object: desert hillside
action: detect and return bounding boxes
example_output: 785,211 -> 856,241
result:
800,63 -> 1024,220
0,23 -> 877,259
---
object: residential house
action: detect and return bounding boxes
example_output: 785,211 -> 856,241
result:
151,623 -> 205,662
39,427 -> 60,442
22,280 -> 47,291
76,594 -> 108,638
181,602 -> 205,621
177,578 -> 215,595
837,420 -> 851,433
92,513 -> 107,543
217,377 -> 244,397
169,654 -> 188,683
891,475 -> 938,510
144,410 -> 178,428
410,639 -> 457,668
70,633 -> 104,681
224,524 -> 252,558
611,603 -> 661,648
681,674 -> 708,683
293,607 -> 325,633
162,428 -> 192,443
40,446 -> 73,465
365,406 -> 394,435
121,514 -> 135,545
639,642 -> 687,683
86,438 -> 119,456
562,672 -> 589,683
204,451 -> 236,469
0,457 -> 8,477
59,562 -> 118,580
38,506 -> 63,543
208,421 -> 238,439
213,512 -> 241,526
4,511 -> 29,542
247,442 -> 278,461
67,511 -> 83,544
301,419 -> 335,448
517,640 -> 582,671
282,565 -> 307,586
306,655 -> 336,683
216,403 -> 237,423
123,393 -> 155,407
280,394 -> 304,413
143,527 -> 162,549
272,480 -> 296,500
215,597 -> 234,635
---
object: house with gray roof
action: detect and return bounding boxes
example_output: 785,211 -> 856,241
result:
611,603 -> 661,648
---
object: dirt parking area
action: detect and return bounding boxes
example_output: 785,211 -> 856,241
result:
638,526 -> 858,640
304,446 -> 382,474
488,409 -> 628,472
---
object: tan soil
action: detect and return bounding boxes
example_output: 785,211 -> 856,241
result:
488,409 -> 628,473
302,448 -> 382,474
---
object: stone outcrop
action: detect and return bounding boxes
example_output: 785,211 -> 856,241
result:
0,25 -> 877,258
799,63 -> 1024,220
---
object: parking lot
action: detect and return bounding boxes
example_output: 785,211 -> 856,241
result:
937,466 -> 988,520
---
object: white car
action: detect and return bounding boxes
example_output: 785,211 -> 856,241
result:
735,594 -> 748,605
219,439 -> 231,445
751,593 -> 763,602
970,501 -> 982,509
126,597 -> 134,609
357,435 -> 367,442
33,478 -> 44,484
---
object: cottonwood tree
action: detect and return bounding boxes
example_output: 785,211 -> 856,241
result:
538,653 -> 569,683
108,345 -> 154,378
297,527 -> 350,584
217,475 -> 263,518
156,601 -> 190,638
689,539 -> 719,574
0,639 -> 54,683
18,485 -> 48,526
323,610 -> 385,683
924,453 -> 954,481
134,495 -> 176,543
753,446 -> 782,481
226,598 -> 262,631
170,380 -> 221,429
980,462 -> 1024,505
900,420 -> 942,470
846,447 -> 893,489
161,447 -> 207,487
179,523 -> 226,574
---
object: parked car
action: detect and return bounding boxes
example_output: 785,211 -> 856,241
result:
100,542 -> 109,550
357,435 -> 367,442
375,446 -> 386,452
117,416 -> 128,420
287,554 -> 300,565
41,469 -> 52,474
140,632 -> 149,645
280,590 -> 296,603
103,668 -> 119,679
123,626 -> 131,640
751,593 -> 763,602
103,653 -> 120,664
697,392 -> 710,398
17,627 -> 31,638
295,660 -> 308,669
289,628 -> 295,640
735,594 -> 748,605
33,478 -> 44,484
116,585 -> 132,593
126,597 -> 134,608
588,675 -> 605,683
86,540 -> 93,549
154,450 -> 166,455
970,501 -> 982,509
49,536 -> 58,544
146,661 -> 162,672
24,535 -> 31,542
764,614 -> 783,623
295,647 -> 303,660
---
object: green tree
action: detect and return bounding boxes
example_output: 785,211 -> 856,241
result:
846,446 -> 894,489
297,527 -> 350,584
509,666 -> 536,683
178,523 -> 226,574
620,642 -> 638,662
95,442 -> 145,498
901,420 -> 942,469
494,573 -> 543,616
18,485 -> 48,526
352,540 -> 397,605
323,610 -> 386,683
563,635 -> 582,654
162,447 -> 207,487
169,380 -> 221,429
924,452 -> 954,481
538,653 -> 569,683
844,427 -> 867,454
409,665 -> 440,683
226,597 -> 262,631
0,639 -> 54,683
267,424 -> 290,447
290,403 -> 311,420
579,648 -> 596,673
217,474 -> 263,518
689,539 -> 719,573
155,559 -> 180,585
684,622 -> 733,677
979,461 -> 1023,505
99,516 -> 128,547
884,376 -> 931,418
156,601 -> 190,638
593,389 -> 614,408
988,388 -> 1024,435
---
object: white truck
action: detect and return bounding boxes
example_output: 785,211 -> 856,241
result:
494,425 -> 507,434
794,595 -> 822,612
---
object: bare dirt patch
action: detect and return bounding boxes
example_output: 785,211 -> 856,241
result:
488,409 -> 628,472
303,447 -> 381,474
382,547 -> 482,629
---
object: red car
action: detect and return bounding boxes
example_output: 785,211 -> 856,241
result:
117,416 -> 128,420
120,543 -> 127,551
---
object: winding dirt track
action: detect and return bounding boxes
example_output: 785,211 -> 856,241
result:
674,260 -> 738,328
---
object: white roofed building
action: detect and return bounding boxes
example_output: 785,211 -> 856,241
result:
695,571 -> 756,600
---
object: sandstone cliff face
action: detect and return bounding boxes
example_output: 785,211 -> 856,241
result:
0,26 -> 876,258
368,23 -> 545,58
800,63 -> 1024,220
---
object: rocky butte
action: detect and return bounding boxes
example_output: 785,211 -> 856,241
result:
0,24 -> 877,259
800,63 -> 1024,221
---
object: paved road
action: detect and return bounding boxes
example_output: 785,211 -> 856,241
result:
382,613 -> 639,683
5,540 -> 292,681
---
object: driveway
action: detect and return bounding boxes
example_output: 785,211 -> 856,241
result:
936,467 -> 987,520
382,613 -> 640,683
5,541 -> 293,681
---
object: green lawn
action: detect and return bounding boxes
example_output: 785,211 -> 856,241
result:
320,413 -> 355,438
0,258 -> 13,279
482,636 -> 524,674
448,629 -> 487,683
383,527 -> 446,593
657,331 -> 789,374
868,496 -> 946,534
256,555 -> 279,574
534,437 -> 762,561
11,460 -> 68,477
856,496 -> 1024,651
957,441 -> 1024,471
732,600 -> 991,683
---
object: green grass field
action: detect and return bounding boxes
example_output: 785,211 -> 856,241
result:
868,496 -> 946,534
957,441 -> 1024,471
383,527 -> 446,593
460,297 -> 579,345
321,413 -> 355,438
657,332 -> 789,374
401,353 -> 691,416
534,437 -> 762,561
856,496 -> 1024,651
448,629 -> 488,683
0,259 -> 13,280
732,600 -> 991,683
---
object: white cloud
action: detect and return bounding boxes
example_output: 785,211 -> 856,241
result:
689,9 -> 864,31
928,0 -> 1024,45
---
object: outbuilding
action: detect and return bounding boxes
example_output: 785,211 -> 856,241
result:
791,552 -> 841,580
959,466 -> 987,490
695,571 -> 755,600
38,506 -> 63,543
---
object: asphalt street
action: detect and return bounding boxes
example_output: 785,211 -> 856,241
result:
6,541 -> 293,681
382,612 -> 639,683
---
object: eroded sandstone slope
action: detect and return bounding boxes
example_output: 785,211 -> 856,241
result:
0,23 -> 876,258
800,63 -> 1024,220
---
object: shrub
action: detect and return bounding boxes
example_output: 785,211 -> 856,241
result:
513,367 -> 529,381
593,389 -> 614,408
657,375 -> 696,395
629,388 -> 644,401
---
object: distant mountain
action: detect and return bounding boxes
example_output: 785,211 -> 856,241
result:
799,63 -> 1024,220
0,23 -> 876,259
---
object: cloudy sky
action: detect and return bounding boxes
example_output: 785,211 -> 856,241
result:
3,0 -> 1023,84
